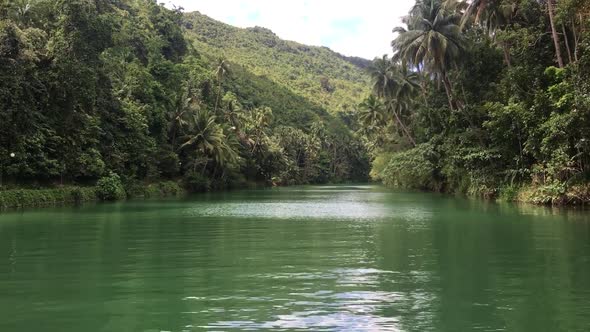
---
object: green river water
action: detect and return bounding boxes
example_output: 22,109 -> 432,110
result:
1,185 -> 590,331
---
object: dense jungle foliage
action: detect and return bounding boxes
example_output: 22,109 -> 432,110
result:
0,0 -> 370,197
364,0 -> 590,205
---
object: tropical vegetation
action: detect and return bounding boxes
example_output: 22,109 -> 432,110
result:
0,0 -> 370,207
363,0 -> 590,205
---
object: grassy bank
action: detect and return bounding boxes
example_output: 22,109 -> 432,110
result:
0,181 -> 185,211
0,187 -> 99,210
376,144 -> 590,207
512,184 -> 590,206
443,183 -> 590,206
464,182 -> 590,206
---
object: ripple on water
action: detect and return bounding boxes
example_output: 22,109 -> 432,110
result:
181,268 -> 411,331
185,200 -> 433,222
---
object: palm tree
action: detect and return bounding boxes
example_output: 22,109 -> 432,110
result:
358,95 -> 386,130
180,109 -> 238,174
168,87 -> 199,147
367,56 -> 419,146
392,0 -> 466,111
461,0 -> 516,33
213,57 -> 230,113
461,0 -> 517,66
394,65 -> 421,102
367,55 -> 397,99
462,0 -> 489,26
248,107 -> 273,153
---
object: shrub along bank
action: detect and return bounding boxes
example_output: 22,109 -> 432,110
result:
0,173 -> 185,211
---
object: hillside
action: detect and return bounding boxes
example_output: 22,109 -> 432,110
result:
0,1 -> 370,194
182,12 -> 370,116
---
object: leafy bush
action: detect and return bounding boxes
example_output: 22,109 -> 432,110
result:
519,181 -> 568,205
95,172 -> 126,201
497,185 -> 520,202
382,144 -> 440,190
184,172 -> 211,192
157,181 -> 184,196
70,187 -> 98,204
126,180 -> 185,198
0,187 -> 98,210
370,152 -> 394,181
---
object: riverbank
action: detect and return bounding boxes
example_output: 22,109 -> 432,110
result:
0,181 -> 185,211
513,183 -> 590,206
378,167 -> 590,206
455,183 -> 590,206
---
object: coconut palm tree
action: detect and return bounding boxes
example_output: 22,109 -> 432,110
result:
358,95 -> 386,130
367,55 -> 397,99
213,57 -> 230,113
394,65 -> 421,102
243,107 -> 273,153
367,56 -> 419,146
168,87 -> 199,147
463,0 -> 489,25
461,0 -> 517,66
180,109 -> 238,174
461,0 -> 516,33
392,0 -> 466,111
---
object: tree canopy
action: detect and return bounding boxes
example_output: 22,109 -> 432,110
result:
0,0 -> 370,192
363,0 -> 590,204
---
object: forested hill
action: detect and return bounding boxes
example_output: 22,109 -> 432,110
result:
182,12 -> 370,115
0,0 -> 370,196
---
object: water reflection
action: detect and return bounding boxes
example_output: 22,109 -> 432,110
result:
185,188 -> 433,222
185,268 -> 405,331
0,185 -> 589,331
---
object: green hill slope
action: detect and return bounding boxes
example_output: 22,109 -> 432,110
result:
182,12 -> 370,116
0,2 -> 370,193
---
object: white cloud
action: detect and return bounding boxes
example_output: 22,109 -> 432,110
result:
163,0 -> 414,59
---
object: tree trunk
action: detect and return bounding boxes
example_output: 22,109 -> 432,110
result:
416,66 -> 429,106
562,24 -> 573,64
441,71 -> 455,111
573,19 -> 580,62
475,0 -> 488,24
201,159 -> 208,175
502,42 -> 512,67
214,80 -> 222,113
332,145 -> 337,176
389,104 -> 416,147
547,0 -> 565,68
442,72 -> 482,143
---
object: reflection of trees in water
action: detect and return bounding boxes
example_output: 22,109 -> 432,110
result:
0,188 -> 589,331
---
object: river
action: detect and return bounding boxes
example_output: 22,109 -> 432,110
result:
1,185 -> 589,331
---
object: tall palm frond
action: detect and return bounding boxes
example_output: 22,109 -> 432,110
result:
392,0 -> 466,110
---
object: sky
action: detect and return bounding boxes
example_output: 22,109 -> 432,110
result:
164,0 -> 415,59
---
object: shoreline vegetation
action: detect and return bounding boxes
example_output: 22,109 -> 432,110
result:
0,178 -> 186,211
0,0 -> 370,209
3,176 -> 590,212
2,0 -> 590,209
362,0 -> 590,206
